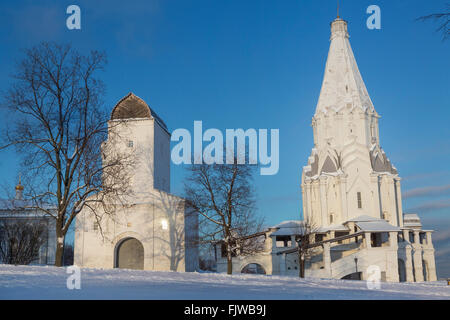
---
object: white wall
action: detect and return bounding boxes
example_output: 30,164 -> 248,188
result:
74,191 -> 198,272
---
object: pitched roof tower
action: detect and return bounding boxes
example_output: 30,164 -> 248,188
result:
302,17 -> 402,227
315,18 -> 376,116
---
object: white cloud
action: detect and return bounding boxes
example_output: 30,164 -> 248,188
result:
402,184 -> 450,199
406,199 -> 450,212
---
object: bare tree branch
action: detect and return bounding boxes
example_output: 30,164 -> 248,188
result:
184,151 -> 264,274
0,42 -> 134,266
0,218 -> 47,265
417,3 -> 450,41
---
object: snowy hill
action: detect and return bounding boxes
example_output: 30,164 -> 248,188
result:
0,264 -> 449,300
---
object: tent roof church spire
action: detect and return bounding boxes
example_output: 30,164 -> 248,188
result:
315,16 -> 376,116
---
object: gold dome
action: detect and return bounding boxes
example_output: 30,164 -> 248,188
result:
15,174 -> 24,190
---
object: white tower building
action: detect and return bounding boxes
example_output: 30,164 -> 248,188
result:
108,93 -> 171,195
215,17 -> 438,282
301,18 -> 402,227
299,17 -> 437,282
74,93 -> 198,272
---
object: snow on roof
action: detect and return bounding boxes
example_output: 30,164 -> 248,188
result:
271,227 -> 302,236
271,220 -> 303,229
403,221 -> 422,228
403,213 -> 421,221
0,199 -> 32,210
270,220 -> 304,236
315,19 -> 376,116
403,213 -> 422,228
0,199 -> 55,211
356,221 -> 401,232
346,215 -> 382,222
316,224 -> 349,233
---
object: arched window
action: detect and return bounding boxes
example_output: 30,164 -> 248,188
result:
357,192 -> 362,209
241,263 -> 266,275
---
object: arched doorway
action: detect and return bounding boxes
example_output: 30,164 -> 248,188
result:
341,272 -> 362,280
115,237 -> 144,270
398,259 -> 406,282
241,263 -> 266,275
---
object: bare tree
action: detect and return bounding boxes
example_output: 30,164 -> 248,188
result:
184,155 -> 264,275
417,3 -> 450,41
296,218 -> 317,278
0,42 -> 132,266
0,219 -> 47,265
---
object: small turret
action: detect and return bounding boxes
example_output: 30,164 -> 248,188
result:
15,175 -> 24,200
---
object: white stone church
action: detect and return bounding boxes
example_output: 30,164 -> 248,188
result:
74,93 -> 199,272
216,17 -> 437,282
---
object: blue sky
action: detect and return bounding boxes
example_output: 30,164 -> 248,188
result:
0,0 -> 449,276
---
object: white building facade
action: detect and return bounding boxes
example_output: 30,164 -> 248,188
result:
216,17 -> 437,282
74,93 -> 199,272
0,182 -> 56,265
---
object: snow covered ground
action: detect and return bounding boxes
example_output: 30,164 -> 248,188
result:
0,264 -> 449,300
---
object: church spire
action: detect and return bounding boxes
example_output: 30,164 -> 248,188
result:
315,16 -> 375,116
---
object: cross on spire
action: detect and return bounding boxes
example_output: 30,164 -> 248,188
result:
337,0 -> 340,18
